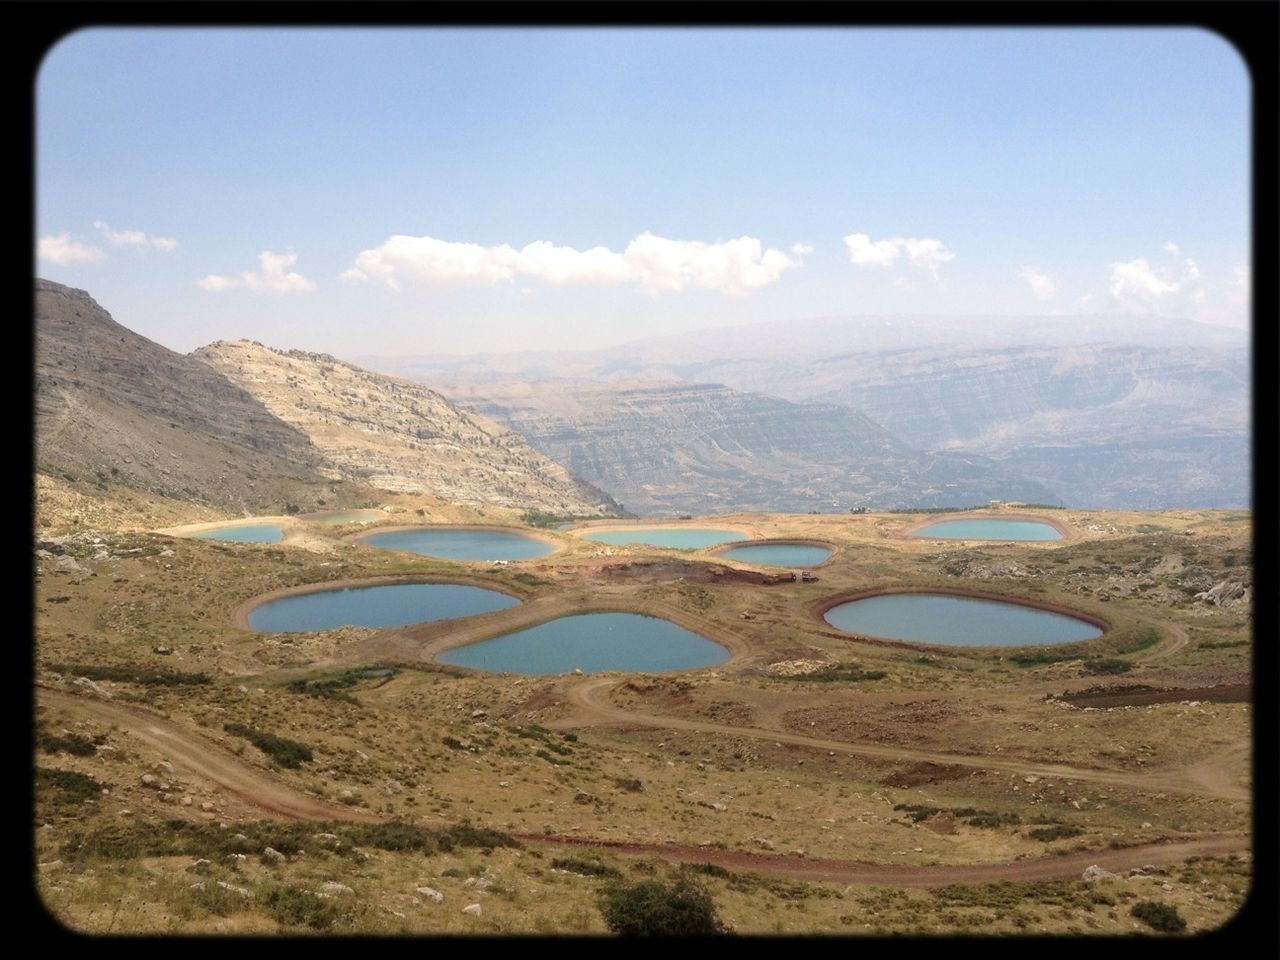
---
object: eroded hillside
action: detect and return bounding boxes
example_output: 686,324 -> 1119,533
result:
194,340 -> 618,516
443,379 -> 1056,516
35,280 -> 326,515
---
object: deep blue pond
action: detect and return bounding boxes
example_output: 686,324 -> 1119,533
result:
436,612 -> 731,675
247,582 -> 520,633
823,593 -> 1101,647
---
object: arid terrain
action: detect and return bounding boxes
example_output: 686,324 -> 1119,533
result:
34,494 -> 1254,935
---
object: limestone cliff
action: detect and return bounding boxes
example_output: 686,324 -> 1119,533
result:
194,340 -> 617,515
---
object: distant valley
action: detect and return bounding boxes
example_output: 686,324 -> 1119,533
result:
440,378 -> 1055,516
361,314 -> 1250,511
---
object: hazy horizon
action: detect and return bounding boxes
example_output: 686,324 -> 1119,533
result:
37,27 -> 1250,357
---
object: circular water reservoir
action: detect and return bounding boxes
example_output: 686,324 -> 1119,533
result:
359,528 -> 555,561
823,593 -> 1101,647
196,524 -> 284,544
719,543 -> 831,567
306,509 -> 383,525
583,528 -> 748,549
436,612 -> 731,675
248,582 -> 520,633
910,518 -> 1063,541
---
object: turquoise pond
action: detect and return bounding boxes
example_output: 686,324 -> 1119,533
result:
436,612 -> 730,675
195,524 -> 283,544
582,529 -> 748,549
306,510 -> 383,525
719,543 -> 831,567
910,518 -> 1063,541
823,593 -> 1101,647
247,583 -> 520,633
359,528 -> 555,561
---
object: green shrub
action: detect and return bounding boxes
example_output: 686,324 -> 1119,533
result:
1028,825 -> 1083,842
223,723 -> 312,768
37,726 -> 101,756
597,872 -> 727,935
1083,658 -> 1133,675
551,857 -> 622,879
1130,900 -> 1186,933
51,663 -> 212,686
262,883 -> 347,930
37,767 -> 108,815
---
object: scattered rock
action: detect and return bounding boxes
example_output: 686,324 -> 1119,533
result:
55,556 -> 88,575
471,709 -> 487,719
200,802 -> 216,812
140,774 -> 159,788
1082,865 -> 1117,882
71,676 -> 113,700
216,881 -> 252,899
154,761 -> 175,774
416,886 -> 445,903
462,903 -> 482,917
384,780 -> 403,796
188,859 -> 213,875
318,882 -> 354,896
153,646 -> 174,655
312,833 -> 340,845
262,847 -> 286,864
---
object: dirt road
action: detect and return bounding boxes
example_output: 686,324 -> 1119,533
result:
560,677 -> 1250,801
38,687 -> 380,822
39,686 -> 1249,885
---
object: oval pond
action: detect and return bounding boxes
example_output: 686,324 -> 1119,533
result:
910,518 -> 1063,541
248,582 -> 520,633
583,528 -> 747,549
719,543 -> 831,567
823,593 -> 1101,647
436,612 -> 731,675
196,524 -> 284,544
359,528 -> 555,561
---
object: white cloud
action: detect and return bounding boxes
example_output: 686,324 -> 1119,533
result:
94,219 -> 178,250
198,250 -> 314,293
1235,263 -> 1249,290
343,232 -> 805,295
1108,244 -> 1203,312
843,233 -> 954,275
37,233 -> 105,265
1018,265 -> 1057,302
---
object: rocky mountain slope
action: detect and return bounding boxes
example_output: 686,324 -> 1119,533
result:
193,340 -> 618,516
364,317 -> 1249,510
35,279 -> 327,514
440,379 -> 1056,516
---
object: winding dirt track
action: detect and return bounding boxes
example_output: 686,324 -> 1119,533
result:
39,687 -> 1250,887
559,677 -> 1250,802
38,687 -> 379,823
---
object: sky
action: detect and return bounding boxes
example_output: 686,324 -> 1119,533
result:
35,27 -> 1251,357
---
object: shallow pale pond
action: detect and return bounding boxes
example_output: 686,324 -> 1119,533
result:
823,593 -> 1101,647
582,528 -> 747,549
359,528 -> 555,561
719,543 -> 831,567
910,518 -> 1063,541
196,524 -> 284,544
